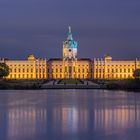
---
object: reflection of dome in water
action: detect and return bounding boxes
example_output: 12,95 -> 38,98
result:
104,54 -> 112,61
27,54 -> 36,60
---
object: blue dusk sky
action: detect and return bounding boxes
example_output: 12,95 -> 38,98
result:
0,0 -> 140,60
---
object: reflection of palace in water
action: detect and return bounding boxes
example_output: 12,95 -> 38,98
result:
0,96 -> 140,139
0,27 -> 140,80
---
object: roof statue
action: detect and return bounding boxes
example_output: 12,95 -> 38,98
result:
69,26 -> 71,33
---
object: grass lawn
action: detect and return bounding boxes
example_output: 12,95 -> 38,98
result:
58,79 -> 83,84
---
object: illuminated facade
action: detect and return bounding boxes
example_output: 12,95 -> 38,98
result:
93,55 -> 140,79
48,27 -> 91,79
0,54 -> 47,79
0,27 -> 140,80
47,58 -> 92,79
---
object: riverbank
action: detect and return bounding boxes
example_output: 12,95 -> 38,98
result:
0,79 -> 140,91
96,79 -> 140,92
0,80 -> 44,89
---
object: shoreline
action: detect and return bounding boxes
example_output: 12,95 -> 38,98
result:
0,79 -> 140,92
0,86 -> 140,92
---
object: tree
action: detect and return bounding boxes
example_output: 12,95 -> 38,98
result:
133,69 -> 140,79
0,63 -> 9,78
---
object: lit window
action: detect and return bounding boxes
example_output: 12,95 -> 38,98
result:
124,69 -> 126,73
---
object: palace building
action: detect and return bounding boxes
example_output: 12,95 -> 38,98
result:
0,27 -> 140,80
0,55 -> 47,79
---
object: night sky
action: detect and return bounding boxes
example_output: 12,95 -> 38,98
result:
0,0 -> 140,60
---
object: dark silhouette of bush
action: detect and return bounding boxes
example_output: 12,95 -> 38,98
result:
133,69 -> 140,80
0,63 -> 9,78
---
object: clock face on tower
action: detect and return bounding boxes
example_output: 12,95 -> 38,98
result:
63,27 -> 78,60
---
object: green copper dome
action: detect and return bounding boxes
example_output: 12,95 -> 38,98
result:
66,26 -> 78,49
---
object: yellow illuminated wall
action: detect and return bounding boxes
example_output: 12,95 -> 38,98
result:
0,54 -> 140,80
0,54 -> 47,80
93,55 -> 140,79
47,59 -> 91,79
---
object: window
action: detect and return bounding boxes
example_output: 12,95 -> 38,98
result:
96,74 -> 98,78
78,69 -> 80,73
73,67 -> 75,72
96,69 -> 98,73
124,74 -> 126,78
124,69 -> 126,73
69,66 -> 72,73
65,67 -> 67,72
108,69 -> 110,73
83,74 -> 84,79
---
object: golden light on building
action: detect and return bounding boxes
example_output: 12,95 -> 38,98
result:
0,27 -> 140,80
93,55 -> 140,79
0,54 -> 47,80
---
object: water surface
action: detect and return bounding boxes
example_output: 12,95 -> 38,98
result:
0,90 -> 140,140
